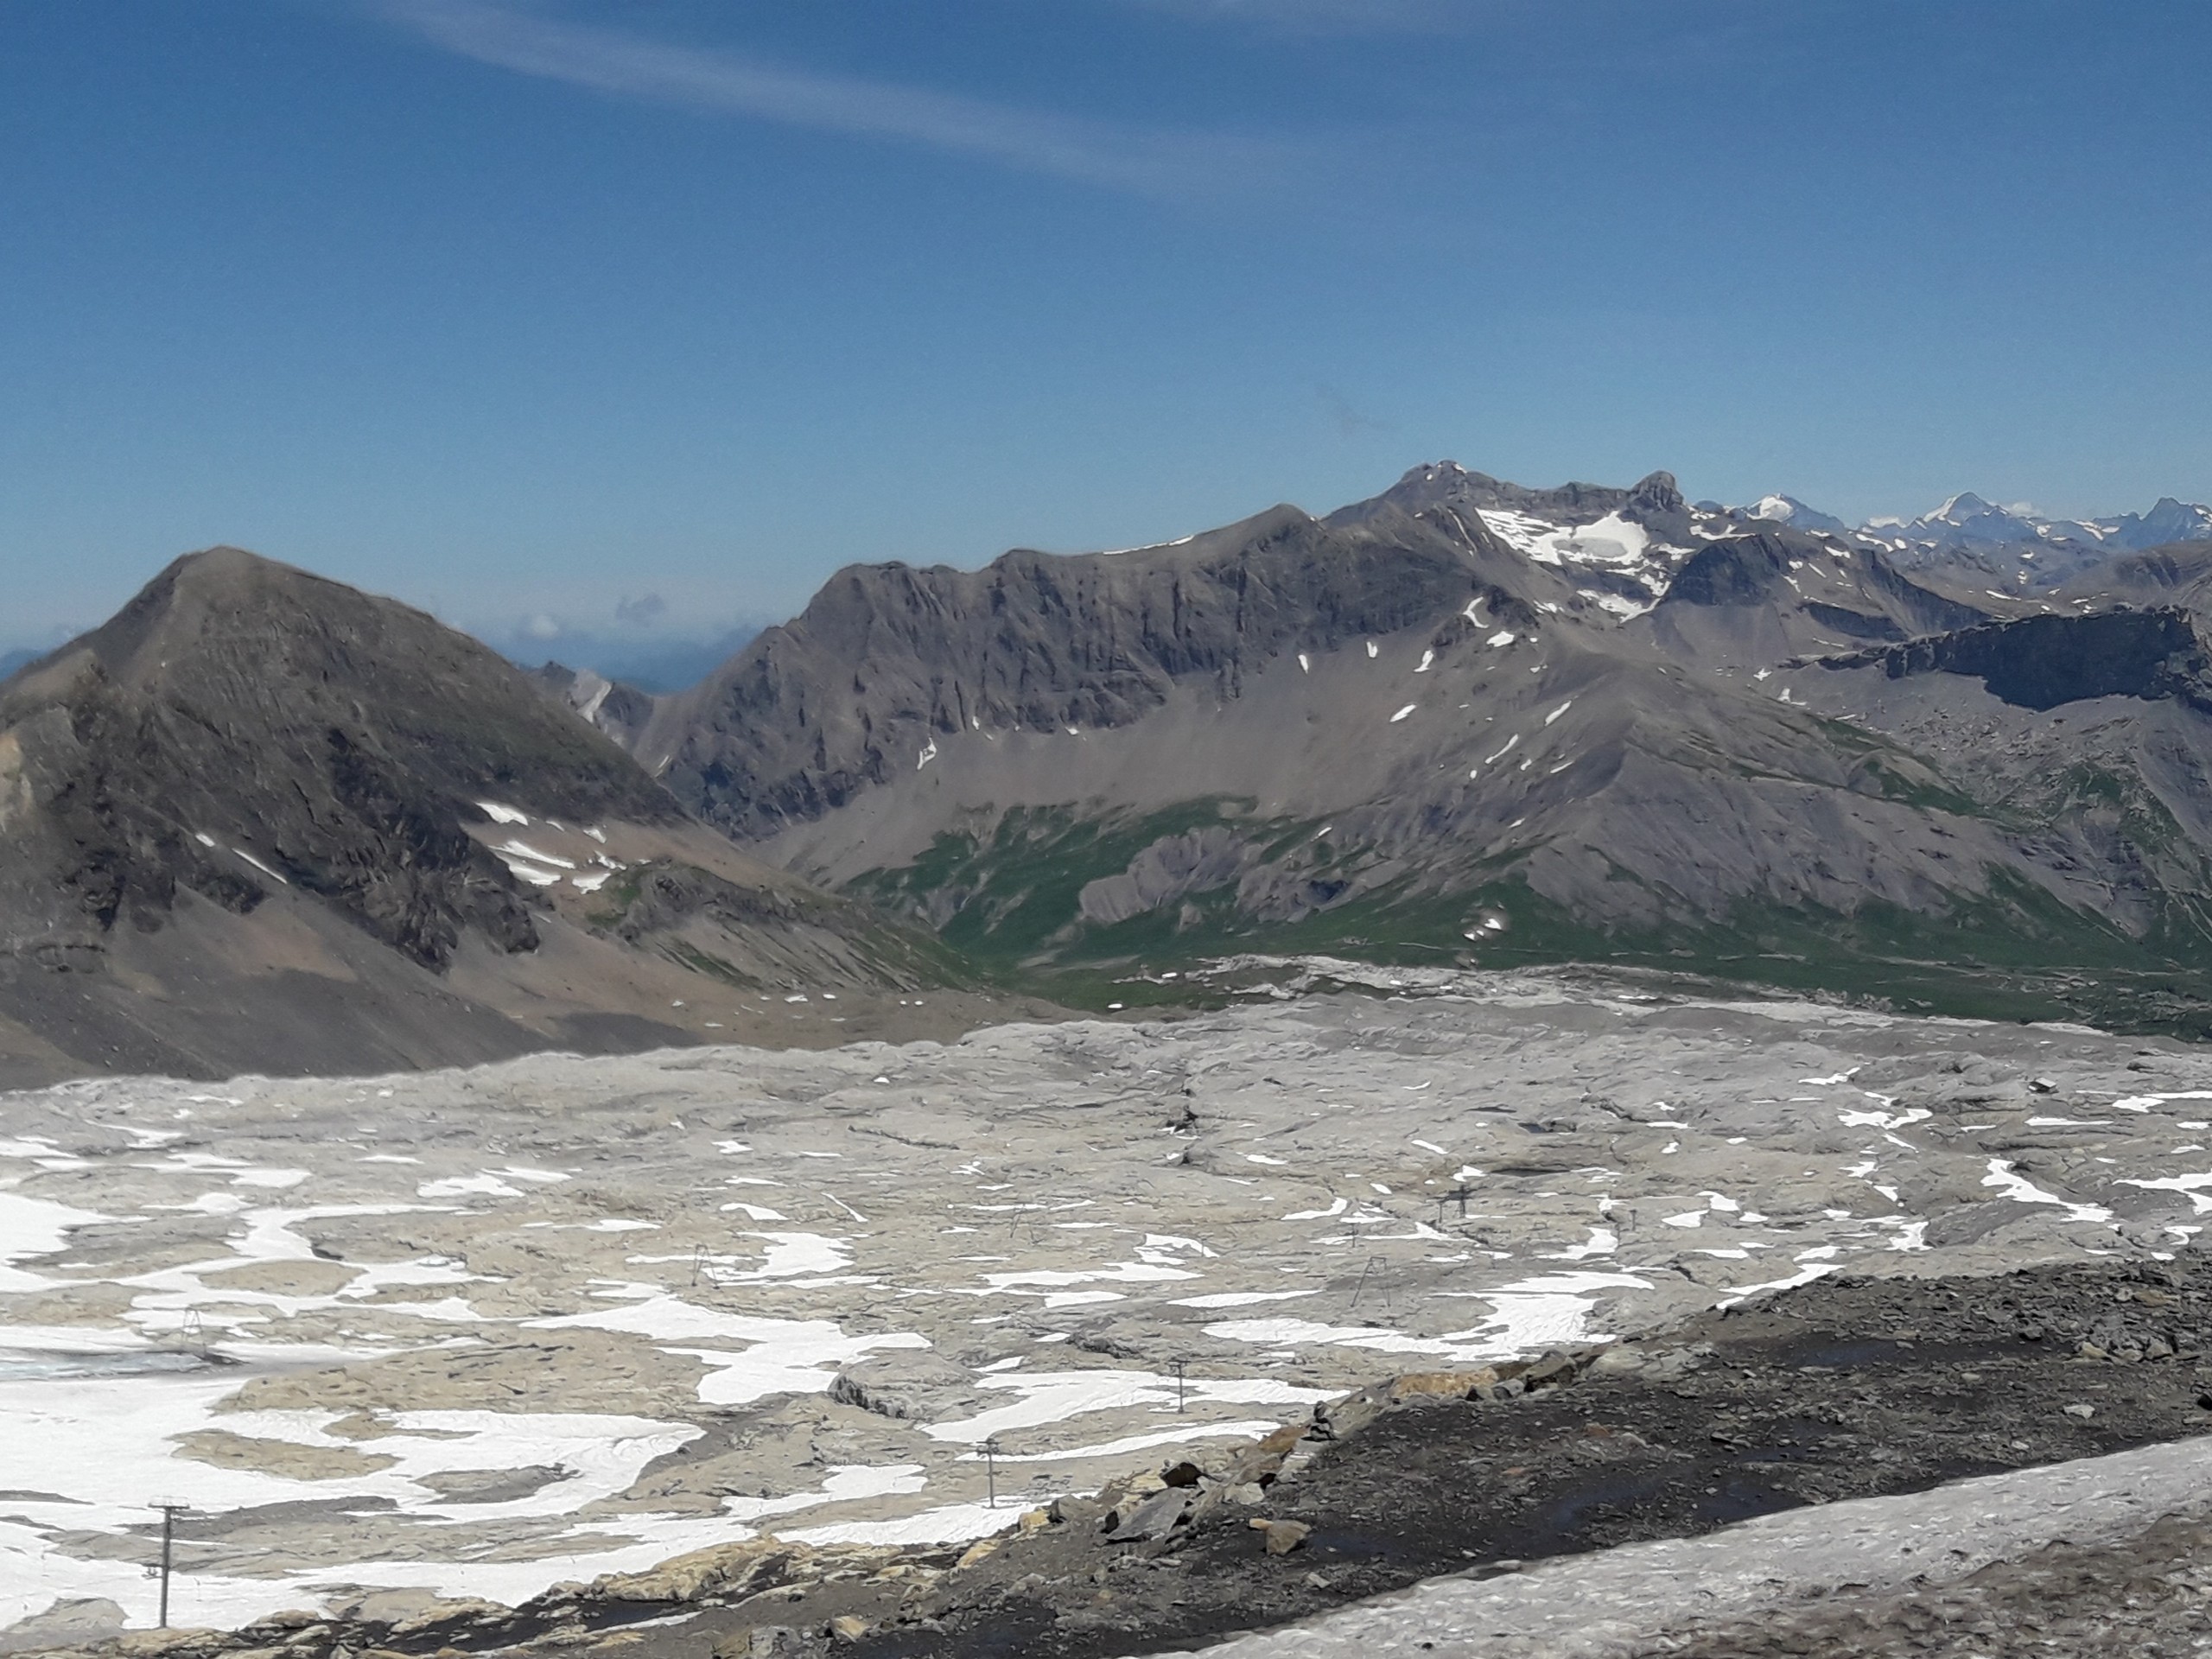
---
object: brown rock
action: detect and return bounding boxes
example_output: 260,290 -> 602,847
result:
174,1429 -> 398,1481
592,1540 -> 797,1603
955,1537 -> 1001,1570
1387,1370 -> 1497,1402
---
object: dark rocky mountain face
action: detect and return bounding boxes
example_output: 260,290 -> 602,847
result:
639,505 -> 1527,842
619,469 -> 2212,1032
0,550 -> 979,1084
2,549 -> 675,969
1823,607 -> 2212,712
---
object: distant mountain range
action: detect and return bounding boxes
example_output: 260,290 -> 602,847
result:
574,461 -> 2212,1033
13,461 -> 2212,1082
1727,487 -> 2212,594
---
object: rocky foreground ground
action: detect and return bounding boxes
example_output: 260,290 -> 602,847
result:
17,1251 -> 2212,1657
15,966 -> 2212,1651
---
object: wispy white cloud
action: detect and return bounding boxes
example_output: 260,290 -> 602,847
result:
1124,0 -> 1465,33
374,0 -> 1284,196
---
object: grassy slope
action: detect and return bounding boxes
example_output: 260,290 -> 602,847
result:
844,788 -> 2212,1038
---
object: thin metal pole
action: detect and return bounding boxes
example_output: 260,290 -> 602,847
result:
1174,1358 -> 1187,1413
157,1506 -> 176,1628
983,1440 -> 999,1509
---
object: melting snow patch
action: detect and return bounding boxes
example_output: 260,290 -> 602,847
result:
1415,650 -> 1435,674
1545,700 -> 1573,725
1983,1159 -> 2113,1224
925,1368 -> 1324,1444
1840,1105 -> 1931,1132
1541,1226 -> 1618,1261
232,849 -> 289,885
2112,1090 -> 2212,1113
1219,1272 -> 1643,1363
1486,631 -> 1516,647
2118,1172 -> 2212,1214
1170,1290 -> 1319,1309
0,1194 -> 113,1292
418,1173 -> 524,1200
1390,704 -> 1417,723
1586,592 -> 1649,620
917,740 -> 938,771
477,802 -> 530,825
496,838 -> 575,869
1717,1262 -> 1841,1307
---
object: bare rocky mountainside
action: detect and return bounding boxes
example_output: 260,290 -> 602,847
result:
567,464 -> 2212,1034
0,550 -> 1001,1086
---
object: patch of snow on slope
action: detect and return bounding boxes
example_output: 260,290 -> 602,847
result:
232,849 -> 289,886
0,1194 -> 113,1293
498,839 -> 575,870
1982,1159 -> 2113,1224
495,853 -> 562,887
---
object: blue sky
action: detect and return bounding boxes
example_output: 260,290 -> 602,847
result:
3,1 -> 2208,658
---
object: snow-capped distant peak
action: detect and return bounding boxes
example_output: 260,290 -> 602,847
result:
1867,491 -> 2212,555
1840,487 -> 2212,592
1732,494 -> 1851,537
1929,492 -> 1992,521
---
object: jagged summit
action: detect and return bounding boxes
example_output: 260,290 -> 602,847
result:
1334,460 -> 1684,531
1744,494 -> 1853,536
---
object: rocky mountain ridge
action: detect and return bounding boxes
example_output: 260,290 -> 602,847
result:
576,462 -> 2212,1030
0,549 -> 995,1084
